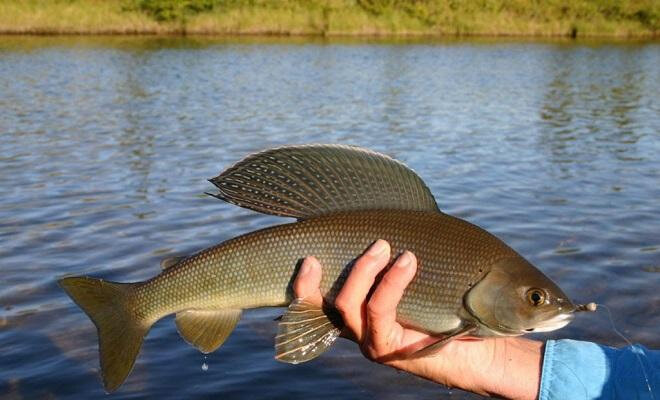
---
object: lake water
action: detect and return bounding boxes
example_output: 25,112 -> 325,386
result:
0,36 -> 658,399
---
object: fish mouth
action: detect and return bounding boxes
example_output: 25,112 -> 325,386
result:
527,313 -> 574,333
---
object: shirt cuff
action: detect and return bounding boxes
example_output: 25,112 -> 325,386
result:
539,339 -> 613,400
539,339 -> 659,400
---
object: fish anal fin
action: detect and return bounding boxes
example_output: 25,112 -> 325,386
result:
275,299 -> 343,364
209,145 -> 439,219
410,324 -> 476,359
175,309 -> 242,354
160,256 -> 186,270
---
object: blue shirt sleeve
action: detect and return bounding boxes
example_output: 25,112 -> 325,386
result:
539,339 -> 659,400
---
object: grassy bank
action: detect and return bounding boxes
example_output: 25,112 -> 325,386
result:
1,0 -> 658,37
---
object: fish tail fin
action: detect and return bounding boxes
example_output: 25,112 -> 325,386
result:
58,276 -> 151,393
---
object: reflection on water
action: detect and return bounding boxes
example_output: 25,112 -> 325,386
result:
0,36 -> 658,399
539,46 -> 651,173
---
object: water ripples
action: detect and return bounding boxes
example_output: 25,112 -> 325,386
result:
0,36 -> 658,399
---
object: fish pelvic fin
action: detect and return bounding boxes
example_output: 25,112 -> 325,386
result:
58,276 -> 150,393
410,324 -> 477,359
175,308 -> 242,353
275,299 -> 343,364
208,144 -> 439,219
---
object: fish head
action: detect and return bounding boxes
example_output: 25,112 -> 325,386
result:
464,257 -> 575,336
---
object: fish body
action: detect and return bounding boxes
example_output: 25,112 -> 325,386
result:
59,145 -> 580,392
137,210 -> 514,332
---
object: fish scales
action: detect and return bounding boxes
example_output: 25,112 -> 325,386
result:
133,209 -> 517,332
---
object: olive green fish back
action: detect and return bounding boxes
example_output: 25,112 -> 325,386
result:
208,144 -> 439,218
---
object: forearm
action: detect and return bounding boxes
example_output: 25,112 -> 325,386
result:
411,337 -> 660,400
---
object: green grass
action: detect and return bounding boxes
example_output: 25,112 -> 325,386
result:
0,0 -> 161,34
0,0 -> 657,37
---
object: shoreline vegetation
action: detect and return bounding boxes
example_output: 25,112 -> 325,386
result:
0,0 -> 657,38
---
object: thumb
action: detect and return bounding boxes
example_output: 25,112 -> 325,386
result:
293,256 -> 324,306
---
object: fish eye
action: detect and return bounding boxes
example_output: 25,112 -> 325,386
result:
526,288 -> 546,307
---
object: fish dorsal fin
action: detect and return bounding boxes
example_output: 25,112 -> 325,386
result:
160,256 -> 186,270
175,309 -> 242,354
208,144 -> 439,219
274,299 -> 343,364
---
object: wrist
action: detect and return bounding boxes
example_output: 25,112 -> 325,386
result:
482,337 -> 544,400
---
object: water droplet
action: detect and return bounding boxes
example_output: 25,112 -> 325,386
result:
202,362 -> 208,371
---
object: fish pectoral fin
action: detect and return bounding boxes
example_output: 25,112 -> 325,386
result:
275,298 -> 343,364
160,256 -> 186,270
410,324 -> 477,359
208,144 -> 439,219
175,309 -> 242,354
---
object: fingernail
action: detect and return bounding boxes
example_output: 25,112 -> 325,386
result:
396,251 -> 412,268
299,260 -> 312,276
367,239 -> 388,256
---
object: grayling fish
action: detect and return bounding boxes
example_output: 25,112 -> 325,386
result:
59,144 -> 594,392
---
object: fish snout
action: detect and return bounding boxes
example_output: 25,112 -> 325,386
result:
530,312 -> 574,332
556,296 -> 575,312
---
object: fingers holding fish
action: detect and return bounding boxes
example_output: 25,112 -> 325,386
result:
292,257 -> 324,306
335,239 -> 391,340
367,251 -> 416,322
340,249 -> 436,362
365,251 -> 417,351
361,251 -> 416,360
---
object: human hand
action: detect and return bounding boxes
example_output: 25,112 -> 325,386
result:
293,239 -> 543,400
